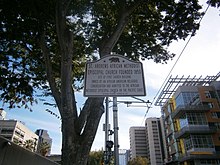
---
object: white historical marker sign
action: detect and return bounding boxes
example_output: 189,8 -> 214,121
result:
84,54 -> 146,97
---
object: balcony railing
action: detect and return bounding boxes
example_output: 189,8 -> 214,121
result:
174,125 -> 217,139
178,151 -> 220,163
171,105 -> 210,119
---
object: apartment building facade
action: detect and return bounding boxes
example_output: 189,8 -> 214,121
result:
129,118 -> 166,165
155,73 -> 220,165
145,117 -> 165,165
0,119 -> 39,151
129,126 -> 148,159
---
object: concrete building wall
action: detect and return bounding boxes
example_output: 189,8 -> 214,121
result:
0,136 -> 58,165
129,126 -> 147,159
0,120 -> 39,151
0,109 -> 6,120
145,117 -> 164,165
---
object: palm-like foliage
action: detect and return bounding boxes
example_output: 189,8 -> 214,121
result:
23,139 -> 35,152
37,141 -> 51,156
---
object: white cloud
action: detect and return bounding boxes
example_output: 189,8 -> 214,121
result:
92,4 -> 220,151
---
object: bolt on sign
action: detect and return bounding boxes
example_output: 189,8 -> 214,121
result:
84,54 -> 146,97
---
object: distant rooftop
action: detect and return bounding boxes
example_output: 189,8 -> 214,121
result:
155,72 -> 220,106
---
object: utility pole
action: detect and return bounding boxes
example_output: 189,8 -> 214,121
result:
104,97 -> 112,165
105,97 -> 109,151
113,97 -> 119,165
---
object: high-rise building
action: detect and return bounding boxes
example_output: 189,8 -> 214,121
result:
0,120 -> 39,152
35,129 -> 52,156
145,117 -> 165,165
119,149 -> 130,165
129,126 -> 148,159
0,108 -> 6,120
155,72 -> 220,165
129,118 -> 166,165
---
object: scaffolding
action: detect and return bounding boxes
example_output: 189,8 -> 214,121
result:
154,72 -> 220,106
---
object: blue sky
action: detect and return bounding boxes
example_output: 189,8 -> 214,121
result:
2,1 -> 220,154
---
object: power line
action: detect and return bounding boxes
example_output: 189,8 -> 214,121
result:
141,4 -> 211,125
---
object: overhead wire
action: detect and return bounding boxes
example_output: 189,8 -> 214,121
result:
141,3 -> 211,125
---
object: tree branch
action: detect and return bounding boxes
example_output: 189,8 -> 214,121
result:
81,98 -> 104,141
39,32 -> 61,109
75,98 -> 92,134
75,97 -> 104,135
55,0 -> 77,120
99,1 -> 145,56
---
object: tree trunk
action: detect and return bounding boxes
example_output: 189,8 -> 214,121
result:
61,98 -> 104,165
54,1 -> 135,164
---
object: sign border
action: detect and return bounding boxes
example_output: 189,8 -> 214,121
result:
83,54 -> 146,97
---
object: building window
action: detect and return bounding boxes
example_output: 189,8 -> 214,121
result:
167,104 -> 172,113
216,90 -> 220,99
200,159 -> 220,165
187,113 -> 207,125
185,135 -> 214,151
185,136 -> 192,150
208,102 -> 214,108
215,123 -> 220,130
179,114 -> 188,128
179,112 -> 207,129
211,112 -> 218,118
205,91 -> 211,98
1,128 -> 14,134
175,92 -> 198,107
15,129 -> 25,138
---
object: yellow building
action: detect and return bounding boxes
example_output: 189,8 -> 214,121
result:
155,72 -> 220,165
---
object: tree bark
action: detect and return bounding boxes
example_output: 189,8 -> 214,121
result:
61,97 -> 104,165
55,1 -> 76,165
54,1 -> 143,164
55,1 -> 105,165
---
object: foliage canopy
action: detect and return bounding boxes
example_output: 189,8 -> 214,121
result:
1,0 -> 219,165
128,156 -> 149,165
0,0 -> 205,108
